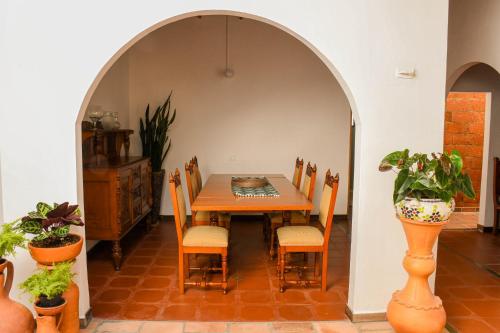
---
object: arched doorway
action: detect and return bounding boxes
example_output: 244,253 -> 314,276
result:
436,62 -> 500,333
76,11 -> 359,322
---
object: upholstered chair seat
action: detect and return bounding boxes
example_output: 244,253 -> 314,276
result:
277,226 -> 323,246
183,225 -> 229,247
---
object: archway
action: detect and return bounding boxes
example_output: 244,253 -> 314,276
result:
436,62 -> 500,332
76,11 -> 360,322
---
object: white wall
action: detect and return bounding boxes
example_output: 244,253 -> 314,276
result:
121,16 -> 350,215
451,64 -> 500,227
84,53 -> 130,128
1,0 -> 449,318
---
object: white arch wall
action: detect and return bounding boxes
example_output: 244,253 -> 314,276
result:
0,1 -> 449,318
447,0 -> 500,229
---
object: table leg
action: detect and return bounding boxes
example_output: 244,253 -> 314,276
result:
209,211 -> 219,226
112,240 -> 122,271
282,211 -> 291,225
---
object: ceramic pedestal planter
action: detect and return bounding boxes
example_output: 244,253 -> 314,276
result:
151,169 -> 165,224
396,197 -> 455,222
0,260 -> 35,333
29,234 -> 82,333
387,217 -> 447,333
34,300 -> 66,333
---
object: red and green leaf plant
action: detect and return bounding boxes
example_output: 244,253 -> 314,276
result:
17,202 -> 84,247
379,149 -> 476,204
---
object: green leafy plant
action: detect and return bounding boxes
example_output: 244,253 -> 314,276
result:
17,202 -> 84,247
0,221 -> 27,260
20,261 -> 74,306
140,92 -> 177,172
379,149 -> 476,204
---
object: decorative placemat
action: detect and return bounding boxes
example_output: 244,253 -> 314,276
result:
231,177 -> 280,197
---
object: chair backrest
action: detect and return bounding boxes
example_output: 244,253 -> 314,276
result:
169,169 -> 188,245
184,161 -> 199,205
301,162 -> 317,201
292,157 -> 304,189
494,157 -> 500,206
318,169 -> 340,245
192,156 -> 203,190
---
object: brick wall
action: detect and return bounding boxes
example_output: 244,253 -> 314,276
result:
444,92 -> 486,210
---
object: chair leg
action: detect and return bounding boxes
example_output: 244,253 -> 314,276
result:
222,253 -> 228,294
279,248 -> 286,293
269,224 -> 277,258
321,251 -> 328,292
314,252 -> 319,279
178,251 -> 185,294
185,254 -> 190,278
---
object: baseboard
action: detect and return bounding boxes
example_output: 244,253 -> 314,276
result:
80,308 -> 93,328
345,305 -> 387,322
477,224 -> 493,233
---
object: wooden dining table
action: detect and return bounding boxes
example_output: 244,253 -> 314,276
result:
191,174 -> 313,225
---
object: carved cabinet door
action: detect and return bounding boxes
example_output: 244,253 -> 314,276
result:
118,168 -> 132,232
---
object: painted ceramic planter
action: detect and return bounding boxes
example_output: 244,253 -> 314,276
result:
395,197 -> 455,222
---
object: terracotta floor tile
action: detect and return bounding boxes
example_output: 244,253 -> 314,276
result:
307,290 -> 345,303
274,290 -> 308,304
89,275 -> 110,287
99,289 -> 132,302
461,300 -> 500,317
118,266 -> 148,276
203,289 -> 237,304
480,286 -> 500,299
140,277 -> 171,289
483,317 -> 500,330
148,266 -> 176,276
126,256 -> 154,266
131,289 -> 168,303
133,248 -> 159,257
109,277 -> 140,288
277,305 -> 314,320
122,303 -> 160,320
448,317 -> 498,333
168,289 -> 204,304
240,290 -> 272,303
160,304 -> 198,320
447,286 -> 486,299
313,303 -> 347,320
91,302 -> 122,318
239,305 -> 275,321
199,304 -> 237,321
316,320 -> 358,333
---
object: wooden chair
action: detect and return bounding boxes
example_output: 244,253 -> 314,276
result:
169,169 -> 229,294
292,157 -> 304,189
277,169 -> 339,292
494,157 -> 500,234
266,162 -> 317,257
185,160 -> 230,228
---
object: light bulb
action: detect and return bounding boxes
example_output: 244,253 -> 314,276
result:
224,68 -> 234,78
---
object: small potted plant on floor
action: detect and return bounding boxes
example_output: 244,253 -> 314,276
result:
140,92 -> 176,224
17,202 -> 84,265
0,221 -> 34,333
379,149 -> 475,333
20,262 -> 74,332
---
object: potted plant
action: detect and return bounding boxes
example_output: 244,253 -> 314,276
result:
17,202 -> 84,265
140,92 -> 176,224
0,221 -> 34,333
20,262 -> 74,332
379,149 -> 475,333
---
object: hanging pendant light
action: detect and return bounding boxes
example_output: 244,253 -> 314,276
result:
224,16 -> 234,78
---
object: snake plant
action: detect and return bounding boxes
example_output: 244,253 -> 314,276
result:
140,92 -> 176,172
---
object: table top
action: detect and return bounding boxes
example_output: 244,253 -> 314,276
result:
191,174 -> 313,212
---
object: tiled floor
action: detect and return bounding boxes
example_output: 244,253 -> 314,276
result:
87,216 -> 350,321
444,212 -> 478,230
436,229 -> 500,333
81,319 -> 399,333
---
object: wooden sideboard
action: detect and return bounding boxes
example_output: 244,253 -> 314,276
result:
83,156 -> 152,270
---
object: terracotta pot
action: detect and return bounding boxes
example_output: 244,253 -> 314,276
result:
387,218 -> 447,333
28,233 -> 83,265
34,299 -> 66,333
60,281 -> 80,333
151,169 -> 165,224
0,260 -> 35,333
